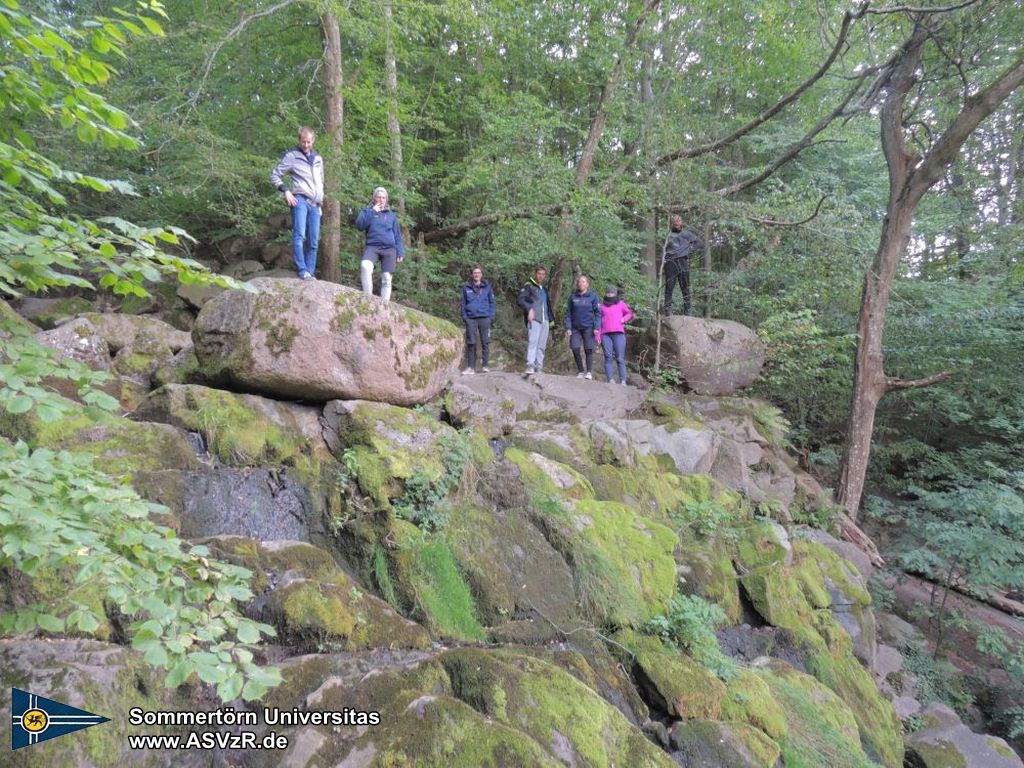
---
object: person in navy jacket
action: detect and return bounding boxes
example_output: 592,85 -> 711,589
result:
564,274 -> 601,379
355,187 -> 405,302
459,266 -> 496,374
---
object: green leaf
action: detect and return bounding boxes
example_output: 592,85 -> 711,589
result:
5,395 -> 32,414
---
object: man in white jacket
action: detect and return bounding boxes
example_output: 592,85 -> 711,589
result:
270,127 -> 325,280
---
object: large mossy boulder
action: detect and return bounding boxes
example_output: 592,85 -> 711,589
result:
905,701 -> 1024,768
192,278 -> 461,405
658,315 -> 766,395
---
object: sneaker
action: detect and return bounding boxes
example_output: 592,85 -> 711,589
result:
585,372 -> 593,380
480,367 -> 490,373
462,368 -> 475,375
524,367 -> 534,377
621,381 -> 627,387
300,271 -> 314,280
576,372 -> 585,379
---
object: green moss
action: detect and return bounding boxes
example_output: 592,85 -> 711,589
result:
505,447 -> 594,500
722,669 -> 788,740
385,524 -> 484,642
687,539 -> 741,623
989,737 -> 1016,759
635,650 -> 726,719
908,740 -> 968,768
279,580 -> 359,638
671,721 -> 781,768
1,566 -> 112,641
734,518 -> 790,571
758,662 -> 875,768
441,648 -> 676,768
739,544 -> 902,767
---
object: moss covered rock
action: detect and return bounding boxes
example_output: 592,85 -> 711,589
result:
203,537 -> 429,651
669,719 -> 782,767
192,278 -> 461,405
757,660 -> 876,768
35,313 -> 191,387
133,383 -> 328,484
445,501 -> 577,638
739,542 -> 902,766
13,295 -> 93,329
722,668 -> 788,740
505,446 -> 595,500
321,399 -> 454,506
635,650 -> 726,719
439,648 -> 677,767
527,495 -> 677,627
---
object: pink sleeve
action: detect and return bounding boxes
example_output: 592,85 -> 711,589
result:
622,302 -> 634,324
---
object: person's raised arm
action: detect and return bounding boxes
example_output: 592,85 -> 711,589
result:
355,205 -> 374,231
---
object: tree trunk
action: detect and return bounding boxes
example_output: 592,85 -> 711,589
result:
319,11 -> 344,283
836,209 -> 913,516
836,27 -> 1024,519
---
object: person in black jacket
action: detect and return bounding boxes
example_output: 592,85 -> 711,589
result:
565,274 -> 601,379
516,267 -> 553,377
663,214 -> 703,315
459,266 -> 496,375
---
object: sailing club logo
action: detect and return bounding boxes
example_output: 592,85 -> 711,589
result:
11,688 -> 110,750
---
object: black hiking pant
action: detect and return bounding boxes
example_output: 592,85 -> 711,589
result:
664,258 -> 690,315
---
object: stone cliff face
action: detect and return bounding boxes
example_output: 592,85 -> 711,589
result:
2,285 -> 1016,767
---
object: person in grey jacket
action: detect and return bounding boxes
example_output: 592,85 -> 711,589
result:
663,214 -> 703,315
270,127 -> 325,280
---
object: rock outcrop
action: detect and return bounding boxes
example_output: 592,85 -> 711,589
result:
192,278 -> 462,405
659,315 -> 766,395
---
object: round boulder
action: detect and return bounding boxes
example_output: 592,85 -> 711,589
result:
661,316 -> 766,395
192,278 -> 462,405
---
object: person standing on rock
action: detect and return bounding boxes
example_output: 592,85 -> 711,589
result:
271,126 -> 325,281
663,214 -> 703,316
460,266 -> 496,375
516,266 -> 553,377
598,286 -> 634,386
355,187 -> 404,303
565,274 -> 601,379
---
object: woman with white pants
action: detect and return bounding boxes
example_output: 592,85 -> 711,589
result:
355,187 -> 404,302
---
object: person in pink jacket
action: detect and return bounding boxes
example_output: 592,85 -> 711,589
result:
597,286 -> 634,385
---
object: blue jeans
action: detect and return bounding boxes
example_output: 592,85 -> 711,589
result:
291,196 -> 321,276
602,331 -> 627,382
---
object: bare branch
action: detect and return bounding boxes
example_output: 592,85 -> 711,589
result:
863,0 -> 981,15
713,76 -> 868,198
911,50 -> 1024,194
653,8 -> 860,170
180,0 -> 303,112
418,204 -> 569,244
748,194 -> 831,227
884,371 -> 952,391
